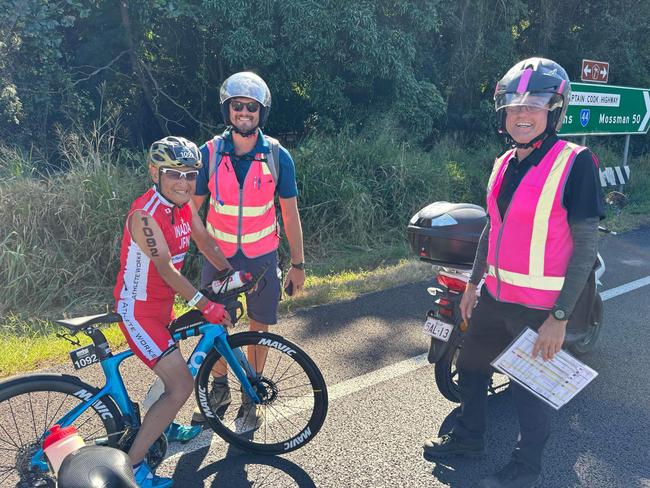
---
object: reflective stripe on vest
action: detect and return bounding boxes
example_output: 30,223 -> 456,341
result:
486,265 -> 565,290
209,200 -> 274,217
207,222 -> 277,244
484,140 -> 585,308
205,149 -> 278,258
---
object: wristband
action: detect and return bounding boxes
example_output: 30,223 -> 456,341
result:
187,291 -> 204,308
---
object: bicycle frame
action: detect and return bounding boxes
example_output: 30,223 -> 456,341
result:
30,321 -> 261,472
180,323 -> 262,404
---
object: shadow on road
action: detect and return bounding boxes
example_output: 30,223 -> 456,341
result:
424,358 -> 650,487
172,443 -> 317,487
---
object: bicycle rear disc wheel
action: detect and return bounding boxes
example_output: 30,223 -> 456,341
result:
0,374 -> 122,487
196,331 -> 328,454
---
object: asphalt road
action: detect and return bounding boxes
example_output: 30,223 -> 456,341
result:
18,226 -> 650,487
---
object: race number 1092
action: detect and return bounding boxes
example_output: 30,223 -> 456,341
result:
69,345 -> 100,370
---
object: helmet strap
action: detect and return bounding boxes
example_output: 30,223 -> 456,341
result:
510,131 -> 548,149
154,171 -> 183,210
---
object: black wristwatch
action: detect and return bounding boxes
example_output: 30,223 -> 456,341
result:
291,262 -> 305,271
551,307 -> 567,321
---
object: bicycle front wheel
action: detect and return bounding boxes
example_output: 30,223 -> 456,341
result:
0,374 -> 123,488
196,331 -> 328,454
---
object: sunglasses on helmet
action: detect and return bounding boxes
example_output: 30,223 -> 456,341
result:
231,100 -> 260,113
160,168 -> 199,181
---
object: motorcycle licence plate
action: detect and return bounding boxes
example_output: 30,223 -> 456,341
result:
423,316 -> 454,342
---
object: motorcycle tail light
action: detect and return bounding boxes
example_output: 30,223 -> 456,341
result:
437,275 -> 466,292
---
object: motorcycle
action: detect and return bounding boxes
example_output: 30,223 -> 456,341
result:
408,201 -> 609,403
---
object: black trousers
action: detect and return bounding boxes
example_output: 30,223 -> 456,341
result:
454,290 -> 553,473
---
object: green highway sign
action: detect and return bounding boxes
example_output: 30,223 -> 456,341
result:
559,82 -> 650,136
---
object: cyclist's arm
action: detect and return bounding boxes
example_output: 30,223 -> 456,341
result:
129,210 -> 211,309
279,196 -> 304,265
188,200 -> 233,272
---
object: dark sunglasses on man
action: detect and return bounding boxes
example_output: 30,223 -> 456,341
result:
230,100 -> 260,113
160,168 -> 199,181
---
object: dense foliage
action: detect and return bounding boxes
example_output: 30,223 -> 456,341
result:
0,123 -> 498,314
3,0 -> 650,318
2,0 -> 650,153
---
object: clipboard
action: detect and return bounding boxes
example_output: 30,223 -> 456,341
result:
490,328 -> 598,410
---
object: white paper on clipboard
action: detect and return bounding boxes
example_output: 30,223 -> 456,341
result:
491,328 -> 598,410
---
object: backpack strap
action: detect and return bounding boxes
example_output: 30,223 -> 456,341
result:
209,133 -> 281,186
263,136 -> 281,186
208,135 -> 225,180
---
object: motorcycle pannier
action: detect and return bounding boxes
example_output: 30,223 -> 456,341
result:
407,202 -> 486,268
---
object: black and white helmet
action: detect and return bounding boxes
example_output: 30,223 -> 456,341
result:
494,57 -> 571,135
219,72 -> 272,127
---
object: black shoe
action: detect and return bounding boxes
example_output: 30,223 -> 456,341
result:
422,433 -> 485,460
479,460 -> 541,488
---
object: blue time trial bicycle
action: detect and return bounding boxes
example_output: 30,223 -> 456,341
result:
0,267 -> 328,487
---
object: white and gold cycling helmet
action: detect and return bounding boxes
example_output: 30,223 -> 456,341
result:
148,136 -> 202,169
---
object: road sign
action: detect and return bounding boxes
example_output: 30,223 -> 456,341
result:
581,59 -> 609,83
558,82 -> 650,136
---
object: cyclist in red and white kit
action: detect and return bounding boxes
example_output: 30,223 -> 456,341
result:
114,136 -> 232,488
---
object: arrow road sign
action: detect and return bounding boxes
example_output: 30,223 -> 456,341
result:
581,59 -> 609,83
559,82 -> 650,136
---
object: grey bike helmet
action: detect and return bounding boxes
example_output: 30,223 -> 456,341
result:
494,57 -> 571,138
219,72 -> 272,128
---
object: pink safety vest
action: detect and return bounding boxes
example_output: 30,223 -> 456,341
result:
204,139 -> 279,258
484,140 -> 587,310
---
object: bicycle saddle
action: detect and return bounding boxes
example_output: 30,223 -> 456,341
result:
57,445 -> 137,487
56,313 -> 123,331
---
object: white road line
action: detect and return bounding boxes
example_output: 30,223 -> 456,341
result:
601,275 -> 650,301
328,353 -> 428,401
165,275 -> 650,460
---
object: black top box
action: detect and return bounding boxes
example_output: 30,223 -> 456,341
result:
407,202 -> 487,268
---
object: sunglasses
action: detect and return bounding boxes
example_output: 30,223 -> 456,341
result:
231,100 -> 260,113
160,168 -> 199,181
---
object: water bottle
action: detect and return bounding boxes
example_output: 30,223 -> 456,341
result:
142,377 -> 165,410
211,270 -> 252,294
42,424 -> 85,475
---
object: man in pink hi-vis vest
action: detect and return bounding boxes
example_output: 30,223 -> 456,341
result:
423,58 -> 604,488
191,72 -> 305,427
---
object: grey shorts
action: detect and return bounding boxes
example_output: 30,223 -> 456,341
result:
201,250 -> 281,325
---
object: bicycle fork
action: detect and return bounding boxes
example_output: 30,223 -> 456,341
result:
176,325 -> 263,406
